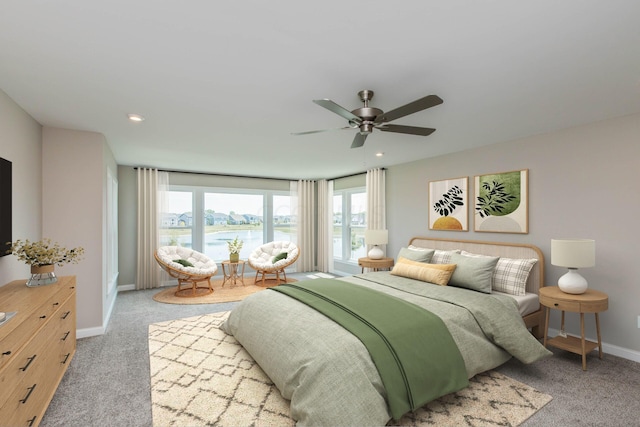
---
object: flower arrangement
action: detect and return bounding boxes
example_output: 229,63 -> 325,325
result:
7,238 -> 85,267
227,236 -> 243,254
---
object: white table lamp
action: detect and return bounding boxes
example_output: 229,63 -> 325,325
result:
365,229 -> 388,260
551,239 -> 595,294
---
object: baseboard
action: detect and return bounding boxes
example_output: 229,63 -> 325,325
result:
118,283 -> 135,292
548,327 -> 640,363
77,325 -> 105,339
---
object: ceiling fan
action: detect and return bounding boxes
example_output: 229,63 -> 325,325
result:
292,90 -> 443,148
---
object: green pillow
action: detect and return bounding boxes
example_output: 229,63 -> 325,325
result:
272,252 -> 288,264
173,259 -> 194,267
397,247 -> 435,263
448,252 -> 499,293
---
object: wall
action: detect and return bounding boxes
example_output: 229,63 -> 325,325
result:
387,112 -> 640,359
42,127 -> 117,336
0,90 -> 42,285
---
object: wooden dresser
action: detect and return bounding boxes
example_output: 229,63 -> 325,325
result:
0,276 -> 76,427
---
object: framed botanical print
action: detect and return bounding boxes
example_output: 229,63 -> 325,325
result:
474,169 -> 528,233
428,176 -> 468,231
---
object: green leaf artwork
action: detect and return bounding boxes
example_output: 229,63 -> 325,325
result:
475,171 -> 521,218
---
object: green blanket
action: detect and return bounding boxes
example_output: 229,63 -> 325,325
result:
270,279 -> 468,420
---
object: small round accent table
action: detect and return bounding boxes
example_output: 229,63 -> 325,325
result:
539,286 -> 608,370
221,260 -> 246,287
358,257 -> 394,273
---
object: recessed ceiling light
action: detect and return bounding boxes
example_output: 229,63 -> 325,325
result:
128,113 -> 145,122
376,152 -> 384,157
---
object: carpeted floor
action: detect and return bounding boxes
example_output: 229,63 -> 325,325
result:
40,271 -> 640,427
148,311 -> 552,427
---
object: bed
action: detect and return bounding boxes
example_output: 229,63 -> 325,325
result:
222,237 -> 551,426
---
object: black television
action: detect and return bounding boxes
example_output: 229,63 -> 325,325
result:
0,157 -> 11,256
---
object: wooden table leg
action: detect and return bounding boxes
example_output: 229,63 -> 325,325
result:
543,306 -> 550,348
580,312 -> 587,371
595,312 -> 603,359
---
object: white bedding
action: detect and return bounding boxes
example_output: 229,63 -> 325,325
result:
493,290 -> 540,316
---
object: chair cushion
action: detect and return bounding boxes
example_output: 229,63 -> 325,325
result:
156,246 -> 218,275
249,241 -> 299,270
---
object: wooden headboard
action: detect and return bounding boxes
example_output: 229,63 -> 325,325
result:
408,237 -> 545,296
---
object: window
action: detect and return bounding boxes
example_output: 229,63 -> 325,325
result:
160,187 -> 292,262
333,188 -> 367,263
203,192 -> 264,260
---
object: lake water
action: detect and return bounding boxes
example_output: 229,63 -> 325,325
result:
167,229 -> 294,261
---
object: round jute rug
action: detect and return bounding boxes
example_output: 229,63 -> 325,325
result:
152,276 -> 297,305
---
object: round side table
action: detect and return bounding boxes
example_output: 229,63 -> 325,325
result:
539,286 -> 608,370
221,260 -> 246,287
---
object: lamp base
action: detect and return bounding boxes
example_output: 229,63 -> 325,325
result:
368,245 -> 384,260
558,269 -> 588,294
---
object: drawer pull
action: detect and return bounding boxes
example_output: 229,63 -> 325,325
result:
20,355 -> 37,372
28,416 -> 37,427
39,315 -> 46,319
2,350 -> 11,356
20,384 -> 37,404
62,311 -> 71,320
53,302 -> 60,306
61,353 -> 71,364
62,331 -> 71,341
554,303 -> 559,307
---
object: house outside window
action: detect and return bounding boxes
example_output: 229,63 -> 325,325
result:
160,187 -> 293,262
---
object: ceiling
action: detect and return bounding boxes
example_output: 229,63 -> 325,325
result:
2,1 -> 639,180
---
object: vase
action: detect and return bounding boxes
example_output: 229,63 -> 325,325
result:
229,253 -> 240,263
27,264 -> 58,287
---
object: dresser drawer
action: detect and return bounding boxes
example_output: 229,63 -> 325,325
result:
0,276 -> 76,427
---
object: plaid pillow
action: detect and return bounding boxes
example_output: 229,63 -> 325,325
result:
460,251 -> 537,296
430,249 -> 461,264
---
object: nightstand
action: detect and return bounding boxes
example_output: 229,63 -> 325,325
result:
539,286 -> 608,370
358,257 -> 394,273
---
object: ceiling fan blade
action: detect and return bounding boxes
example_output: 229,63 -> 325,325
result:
374,95 -> 443,124
313,99 -> 362,122
377,124 -> 436,136
351,132 -> 367,148
291,126 -> 352,136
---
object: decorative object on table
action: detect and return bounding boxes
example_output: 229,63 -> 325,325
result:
429,176 -> 468,231
227,235 -> 243,263
474,169 -> 528,233
551,238 -> 596,294
364,229 -> 388,259
6,238 -> 84,287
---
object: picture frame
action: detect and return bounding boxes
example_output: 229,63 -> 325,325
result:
474,169 -> 528,233
428,176 -> 468,231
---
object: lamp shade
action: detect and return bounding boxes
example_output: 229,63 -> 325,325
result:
365,229 -> 388,246
551,239 -> 595,268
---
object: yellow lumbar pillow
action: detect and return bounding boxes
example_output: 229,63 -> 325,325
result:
391,257 -> 456,286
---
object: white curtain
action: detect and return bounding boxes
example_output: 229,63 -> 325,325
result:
291,179 -> 315,272
317,179 -> 334,273
366,168 -> 387,255
136,168 -> 169,290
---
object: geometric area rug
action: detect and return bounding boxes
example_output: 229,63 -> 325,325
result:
149,312 -> 552,427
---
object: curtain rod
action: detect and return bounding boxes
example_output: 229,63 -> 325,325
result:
133,167 -> 383,181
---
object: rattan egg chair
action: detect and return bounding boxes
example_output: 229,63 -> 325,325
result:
248,241 -> 300,287
154,246 -> 218,297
